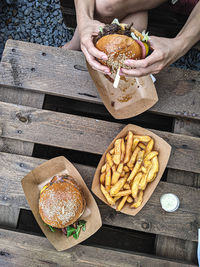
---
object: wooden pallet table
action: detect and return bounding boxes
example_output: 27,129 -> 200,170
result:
0,39 -> 199,266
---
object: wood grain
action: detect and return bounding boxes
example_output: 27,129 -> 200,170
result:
0,151 -> 199,242
0,101 -> 200,173
0,229 -> 194,267
156,118 -> 200,263
0,40 -> 200,120
0,59 -> 45,226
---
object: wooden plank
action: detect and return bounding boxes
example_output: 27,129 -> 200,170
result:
0,151 -> 199,242
0,84 -> 45,156
156,119 -> 200,263
0,101 -> 200,174
0,229 -> 194,267
0,40 -> 200,120
156,236 -> 197,264
0,62 -> 45,226
173,118 -> 200,137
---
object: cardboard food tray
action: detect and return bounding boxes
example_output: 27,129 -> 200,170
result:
88,64 -> 158,119
21,156 -> 102,251
92,124 -> 171,216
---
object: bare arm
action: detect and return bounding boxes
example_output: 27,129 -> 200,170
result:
176,1 -> 200,52
74,0 -> 110,74
121,2 -> 200,77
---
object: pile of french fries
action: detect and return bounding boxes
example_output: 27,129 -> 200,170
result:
100,131 -> 159,211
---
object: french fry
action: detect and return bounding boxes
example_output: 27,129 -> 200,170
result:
123,166 -> 130,172
112,165 -> 116,173
124,183 -> 130,190
138,163 -> 152,190
138,142 -> 146,150
113,139 -> 121,165
145,138 -> 154,156
110,177 -> 127,196
147,156 -> 159,182
101,184 -> 115,206
127,162 -> 141,183
131,172 -> 143,198
111,163 -> 124,184
127,146 -> 141,168
143,160 -> 151,168
111,171 -> 120,185
144,151 -> 159,161
124,131 -> 133,163
131,191 -> 143,208
105,164 -> 111,191
113,196 -> 121,202
117,195 -> 128,211
120,170 -> 125,177
110,148 -> 115,155
100,172 -> 106,184
121,138 -> 125,162
101,163 -> 107,173
117,162 -> 124,173
137,150 -> 145,162
127,196 -> 134,203
106,152 -> 113,167
133,135 -> 151,143
127,150 -> 144,182
132,138 -> 140,152
115,189 -> 132,197
141,166 -> 147,173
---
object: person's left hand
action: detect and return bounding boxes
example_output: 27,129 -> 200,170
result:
120,36 -> 182,77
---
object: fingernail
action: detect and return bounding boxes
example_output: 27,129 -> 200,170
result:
102,55 -> 108,60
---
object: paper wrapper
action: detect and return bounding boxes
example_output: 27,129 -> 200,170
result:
21,156 -> 102,251
88,64 -> 158,119
92,124 -> 171,216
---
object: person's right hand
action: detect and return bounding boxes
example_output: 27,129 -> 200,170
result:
79,19 -> 111,74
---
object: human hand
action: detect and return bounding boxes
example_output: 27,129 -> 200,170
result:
120,36 -> 182,77
79,19 -> 111,74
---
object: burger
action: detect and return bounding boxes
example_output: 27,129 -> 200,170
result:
94,18 -> 149,86
39,174 -> 86,239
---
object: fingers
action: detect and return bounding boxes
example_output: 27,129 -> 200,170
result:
124,50 -> 162,69
82,45 -> 111,74
86,38 -> 108,60
121,61 -> 163,77
81,35 -> 108,60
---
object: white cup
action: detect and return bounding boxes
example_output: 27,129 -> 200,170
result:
160,193 -> 180,212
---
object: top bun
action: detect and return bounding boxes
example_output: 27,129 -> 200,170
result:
96,34 -> 142,72
39,176 -> 85,228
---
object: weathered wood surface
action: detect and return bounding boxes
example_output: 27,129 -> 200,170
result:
1,40 -> 200,120
0,151 -> 199,242
156,235 -> 197,264
0,229 -> 195,267
0,101 -> 200,174
0,79 -> 45,226
156,119 -> 199,263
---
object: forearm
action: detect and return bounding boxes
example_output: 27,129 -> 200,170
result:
175,2 -> 200,54
74,0 -> 95,31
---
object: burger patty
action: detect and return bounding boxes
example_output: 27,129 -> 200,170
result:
94,23 -> 133,44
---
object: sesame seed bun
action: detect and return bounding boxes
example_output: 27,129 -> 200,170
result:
95,23 -> 148,73
96,34 -> 142,72
39,176 -> 86,228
